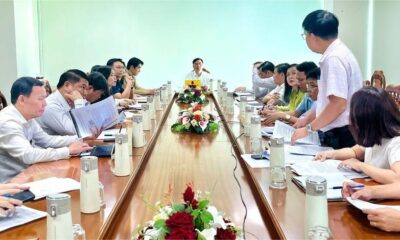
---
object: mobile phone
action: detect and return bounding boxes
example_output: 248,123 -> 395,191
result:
251,154 -> 263,160
9,190 -> 35,202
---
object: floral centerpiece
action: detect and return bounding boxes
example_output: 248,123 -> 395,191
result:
171,104 -> 219,134
176,84 -> 209,104
134,185 -> 242,240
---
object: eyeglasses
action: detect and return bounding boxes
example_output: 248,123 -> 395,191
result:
306,83 -> 318,89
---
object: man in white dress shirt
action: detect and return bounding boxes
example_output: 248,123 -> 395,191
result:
291,10 -> 362,149
0,77 -> 92,183
185,58 -> 211,87
37,69 -> 89,136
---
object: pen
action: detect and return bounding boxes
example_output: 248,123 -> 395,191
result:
2,194 -> 13,197
104,134 -> 114,137
331,184 -> 364,190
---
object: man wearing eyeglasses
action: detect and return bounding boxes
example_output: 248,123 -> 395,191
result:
291,10 -> 362,149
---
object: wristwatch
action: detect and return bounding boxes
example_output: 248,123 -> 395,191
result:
284,114 -> 291,121
306,123 -> 317,134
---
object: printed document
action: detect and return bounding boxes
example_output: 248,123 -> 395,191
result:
272,120 -> 320,145
0,206 -> 46,232
70,96 -> 119,138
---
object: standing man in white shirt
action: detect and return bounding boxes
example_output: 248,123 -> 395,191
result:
37,69 -> 90,136
0,77 -> 92,183
291,10 -> 363,149
185,58 -> 211,87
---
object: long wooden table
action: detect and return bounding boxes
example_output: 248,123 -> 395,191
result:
2,93 -> 400,239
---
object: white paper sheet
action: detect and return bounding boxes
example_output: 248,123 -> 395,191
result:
135,96 -> 148,103
24,177 -> 80,200
346,197 -> 400,211
241,154 -> 270,168
70,96 -> 119,138
290,160 -> 368,179
96,128 -> 127,140
287,145 -> 333,156
272,120 -> 321,145
0,206 -> 46,232
129,103 -> 142,109
292,175 -> 345,200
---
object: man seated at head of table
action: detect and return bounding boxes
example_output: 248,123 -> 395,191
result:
0,77 -> 92,183
185,57 -> 211,88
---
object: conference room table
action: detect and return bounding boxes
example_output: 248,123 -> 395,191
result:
1,93 -> 400,239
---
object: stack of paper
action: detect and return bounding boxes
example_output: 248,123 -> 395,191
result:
24,177 -> 80,200
290,160 -> 367,201
0,206 -> 46,232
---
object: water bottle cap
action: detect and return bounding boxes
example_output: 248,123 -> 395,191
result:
80,156 -> 98,172
115,133 -> 128,144
251,115 -> 261,124
46,193 -> 71,216
270,136 -> 284,146
132,114 -> 143,123
167,81 -> 171,84
306,176 -> 327,196
142,103 -> 149,110
245,105 -> 253,112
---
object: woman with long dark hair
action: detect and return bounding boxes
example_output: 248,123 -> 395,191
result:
315,87 -> 400,184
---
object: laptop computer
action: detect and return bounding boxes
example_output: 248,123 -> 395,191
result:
80,144 -> 114,157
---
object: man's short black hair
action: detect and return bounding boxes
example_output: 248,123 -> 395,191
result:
127,57 -> 144,69
350,87 -> 400,147
306,67 -> 320,80
87,72 -> 108,93
192,58 -> 203,64
56,69 -> 88,89
259,61 -> 275,73
297,61 -> 318,75
302,10 -> 339,40
11,77 -> 44,104
106,58 -> 125,67
95,66 -> 112,80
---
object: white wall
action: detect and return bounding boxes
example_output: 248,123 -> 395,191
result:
14,0 -> 41,78
332,0 -> 369,80
37,0 -> 321,90
372,0 -> 400,85
0,0 -> 18,103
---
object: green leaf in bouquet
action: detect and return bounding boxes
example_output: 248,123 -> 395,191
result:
171,123 -> 185,133
172,203 -> 185,212
208,122 -> 219,133
198,199 -> 209,210
191,209 -> 200,219
154,219 -> 169,234
200,210 -> 213,225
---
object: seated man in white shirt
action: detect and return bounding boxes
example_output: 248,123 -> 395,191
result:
127,57 -> 156,95
235,61 -> 276,99
185,58 -> 211,87
0,77 -> 92,183
37,69 -> 90,136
